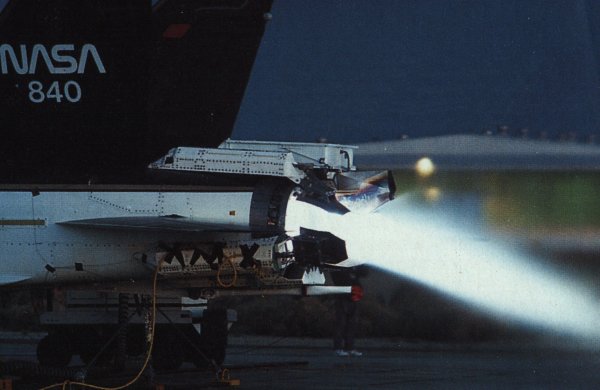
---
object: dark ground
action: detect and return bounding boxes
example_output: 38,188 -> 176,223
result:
2,334 -> 600,389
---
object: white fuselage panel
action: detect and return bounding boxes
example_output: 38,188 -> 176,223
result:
0,191 -> 254,287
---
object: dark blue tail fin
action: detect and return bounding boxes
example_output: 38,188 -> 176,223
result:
0,0 -> 272,184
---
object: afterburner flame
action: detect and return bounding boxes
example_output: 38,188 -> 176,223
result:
285,195 -> 600,342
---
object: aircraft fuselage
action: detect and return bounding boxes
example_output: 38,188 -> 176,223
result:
0,187 -> 275,289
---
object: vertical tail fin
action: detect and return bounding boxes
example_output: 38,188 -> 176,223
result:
0,0 -> 272,183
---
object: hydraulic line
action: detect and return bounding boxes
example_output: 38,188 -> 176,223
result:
39,259 -> 164,390
217,254 -> 272,288
216,256 -> 238,288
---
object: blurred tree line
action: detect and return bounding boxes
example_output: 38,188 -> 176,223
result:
214,274 -> 524,342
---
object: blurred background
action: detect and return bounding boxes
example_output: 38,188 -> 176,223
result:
235,0 -> 600,144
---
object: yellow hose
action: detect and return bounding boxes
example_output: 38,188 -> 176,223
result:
39,259 -> 164,390
216,256 -> 238,288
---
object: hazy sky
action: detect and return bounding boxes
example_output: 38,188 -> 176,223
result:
234,0 -> 600,143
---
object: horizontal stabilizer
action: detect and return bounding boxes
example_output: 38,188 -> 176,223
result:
0,275 -> 31,286
59,216 -> 269,233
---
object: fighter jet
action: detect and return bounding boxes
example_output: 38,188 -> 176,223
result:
0,0 -> 394,373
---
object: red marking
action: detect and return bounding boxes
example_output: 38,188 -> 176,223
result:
351,285 -> 364,302
163,24 -> 191,39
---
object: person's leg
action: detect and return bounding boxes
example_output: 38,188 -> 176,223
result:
343,300 -> 362,356
343,300 -> 357,351
333,298 -> 348,353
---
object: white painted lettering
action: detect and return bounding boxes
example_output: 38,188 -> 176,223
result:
0,44 -> 106,75
0,44 -> 28,74
28,44 -> 54,74
51,44 -> 77,74
77,44 -> 106,74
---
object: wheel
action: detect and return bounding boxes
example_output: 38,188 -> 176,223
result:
152,328 -> 184,371
37,332 -> 72,367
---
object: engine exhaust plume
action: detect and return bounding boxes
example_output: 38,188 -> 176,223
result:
286,195 -> 600,342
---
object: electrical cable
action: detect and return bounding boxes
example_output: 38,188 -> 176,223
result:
39,259 -> 164,390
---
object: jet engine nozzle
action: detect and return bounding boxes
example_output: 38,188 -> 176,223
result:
292,170 -> 396,215
291,228 -> 348,267
293,171 -> 351,215
335,170 -> 396,213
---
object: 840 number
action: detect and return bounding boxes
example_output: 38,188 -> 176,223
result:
28,81 -> 82,104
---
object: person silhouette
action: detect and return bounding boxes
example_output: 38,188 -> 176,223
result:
331,266 -> 367,356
